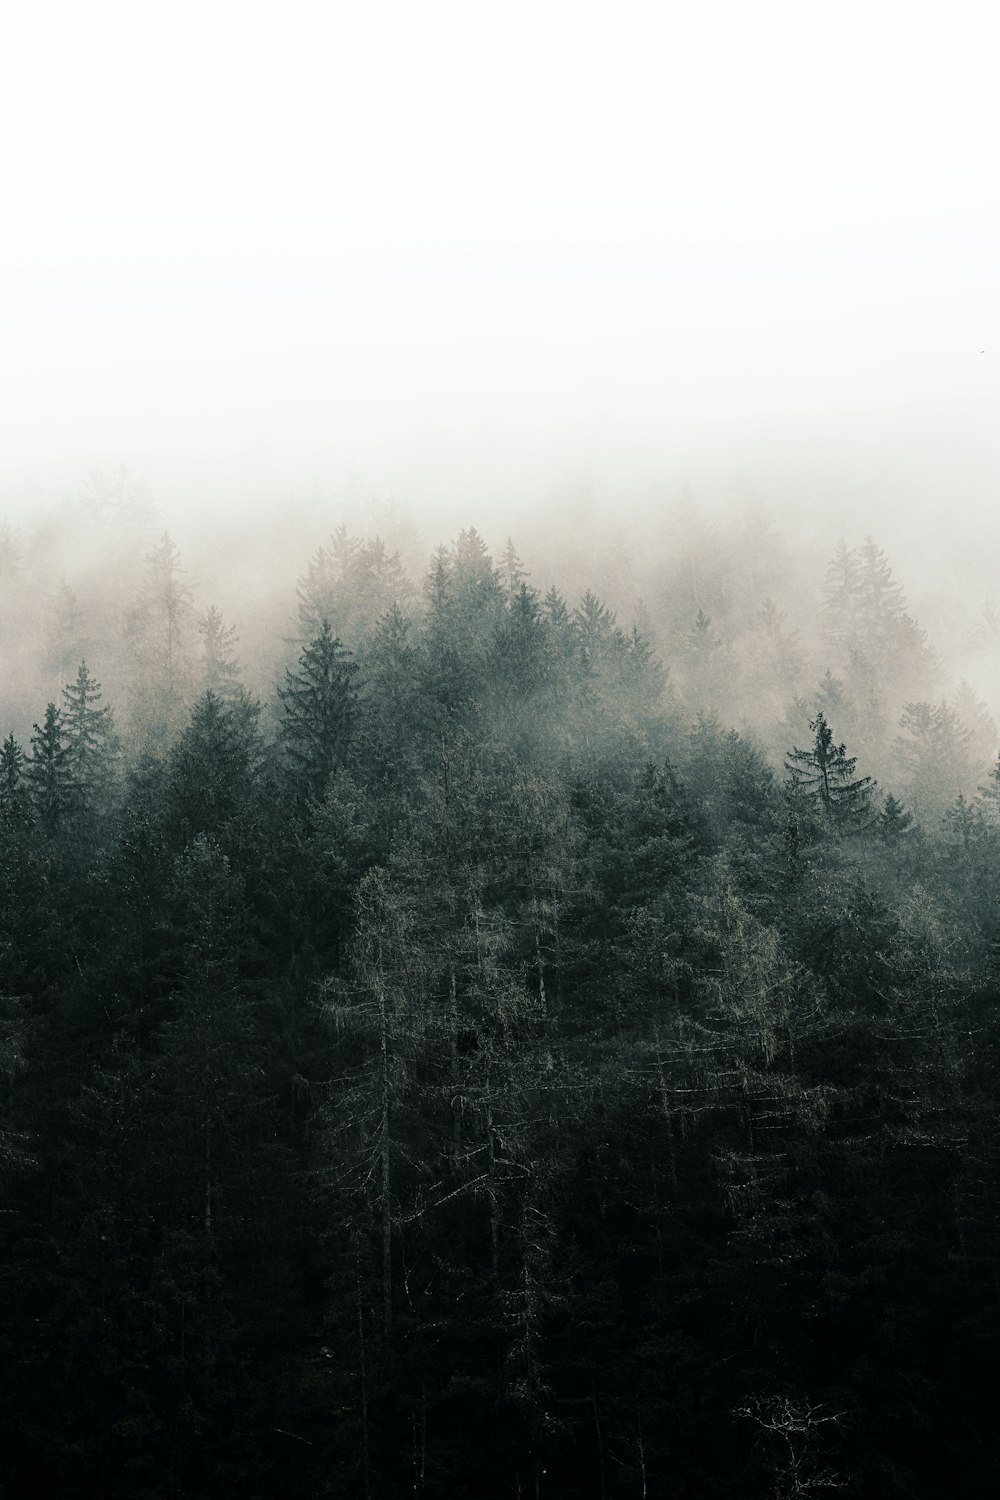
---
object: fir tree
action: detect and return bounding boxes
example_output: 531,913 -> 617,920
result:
279,621 -> 359,801
896,700 -> 975,824
61,661 -> 117,807
785,712 -> 876,831
197,605 -> 242,699
25,703 -> 75,833
0,733 -> 26,808
877,792 -> 915,844
125,531 -> 196,747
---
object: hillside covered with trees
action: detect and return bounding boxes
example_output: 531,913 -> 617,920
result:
2,479 -> 1000,1498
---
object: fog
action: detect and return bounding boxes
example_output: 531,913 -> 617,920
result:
6,13 -> 1000,1491
2,1 -> 1000,745
3,1 -> 998,550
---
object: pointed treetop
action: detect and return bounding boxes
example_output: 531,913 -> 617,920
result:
786,712 -> 876,831
198,605 -> 242,698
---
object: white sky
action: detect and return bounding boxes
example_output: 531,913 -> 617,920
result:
1,0 -> 998,518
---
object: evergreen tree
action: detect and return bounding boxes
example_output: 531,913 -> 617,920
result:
25,703 -> 75,834
896,699 -> 975,824
61,661 -> 117,809
297,528 -> 410,645
125,531 -> 196,748
197,604 -> 242,699
491,579 -> 550,708
279,621 -> 359,801
877,792 -> 915,844
954,679 -> 998,771
357,603 -> 427,794
785,712 -> 876,831
682,608 -> 726,710
0,733 -> 26,808
814,669 -> 853,736
501,537 -> 527,599
821,540 -> 861,653
166,690 -> 266,847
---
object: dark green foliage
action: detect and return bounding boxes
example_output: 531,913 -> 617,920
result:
878,791 -> 915,843
61,660 -> 117,809
278,620 -> 358,801
786,711 -> 876,832
165,689 -> 267,848
25,702 -> 75,833
2,519 -> 1000,1500
0,731 -> 26,805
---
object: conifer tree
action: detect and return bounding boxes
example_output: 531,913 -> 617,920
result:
125,531 -> 196,747
26,703 -> 75,834
896,699 -> 975,823
0,733 -> 26,807
501,538 -> 527,599
877,792 -> 915,844
358,604 -> 426,791
279,621 -> 359,801
297,528 -> 410,645
61,661 -> 117,808
785,712 -> 876,831
197,605 -> 242,699
681,609 -> 726,712
166,690 -> 266,844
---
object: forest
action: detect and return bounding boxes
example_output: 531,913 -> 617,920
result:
2,473 -> 1000,1498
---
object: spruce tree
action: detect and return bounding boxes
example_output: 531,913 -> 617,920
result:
0,733 -> 26,807
197,605 -> 242,699
26,703 -> 75,834
61,661 -> 117,809
785,712 -> 876,831
279,621 -> 359,801
125,531 -> 195,748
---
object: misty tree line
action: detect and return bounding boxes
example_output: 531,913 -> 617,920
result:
2,480 -> 1000,1497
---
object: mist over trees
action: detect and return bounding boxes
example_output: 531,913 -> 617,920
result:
2,473 -> 1000,1496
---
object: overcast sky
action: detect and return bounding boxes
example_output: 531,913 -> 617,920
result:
1,0 -> 998,528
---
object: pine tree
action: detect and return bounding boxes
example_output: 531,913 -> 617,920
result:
501,538 -> 527,599
358,604 -> 427,791
279,621 -> 359,801
26,703 -> 76,834
197,605 -> 242,699
814,669 -> 852,735
896,700 -> 975,824
785,712 -> 876,832
821,540 -> 861,655
61,661 -> 117,809
297,529 -> 410,645
451,527 -> 502,616
166,690 -> 266,845
0,733 -> 25,797
877,792 -> 915,844
682,609 -> 726,711
125,531 -> 196,748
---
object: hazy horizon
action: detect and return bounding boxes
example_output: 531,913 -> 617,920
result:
3,1 -> 997,560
